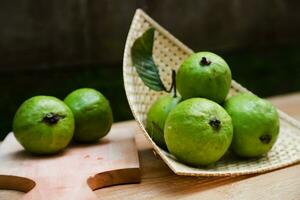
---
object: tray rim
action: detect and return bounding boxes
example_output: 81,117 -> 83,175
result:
123,9 -> 300,176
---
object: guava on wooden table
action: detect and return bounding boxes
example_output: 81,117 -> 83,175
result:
13,96 -> 75,154
64,88 -> 113,143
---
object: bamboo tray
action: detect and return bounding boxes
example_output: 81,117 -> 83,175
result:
123,9 -> 300,176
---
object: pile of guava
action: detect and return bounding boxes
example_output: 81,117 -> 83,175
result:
146,52 -> 280,167
12,88 -> 113,155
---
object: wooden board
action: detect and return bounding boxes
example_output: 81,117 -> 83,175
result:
0,122 -> 140,200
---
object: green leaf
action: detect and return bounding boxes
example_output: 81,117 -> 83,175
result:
131,28 -> 166,91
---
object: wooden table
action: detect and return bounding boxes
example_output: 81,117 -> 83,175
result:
2,92 -> 300,200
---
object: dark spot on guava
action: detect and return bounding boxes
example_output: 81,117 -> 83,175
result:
42,113 -> 64,125
259,134 -> 272,144
209,117 -> 221,130
199,57 -> 211,66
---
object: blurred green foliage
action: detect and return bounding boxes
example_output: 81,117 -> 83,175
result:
1,46 -> 300,140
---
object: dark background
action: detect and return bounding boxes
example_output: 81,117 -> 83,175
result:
1,0 -> 300,139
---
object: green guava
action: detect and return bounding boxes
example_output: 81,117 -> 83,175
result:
224,93 -> 280,157
13,96 -> 75,154
176,52 -> 232,103
146,95 -> 181,150
64,88 -> 113,143
164,98 -> 233,166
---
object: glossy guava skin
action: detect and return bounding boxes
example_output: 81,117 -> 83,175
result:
64,88 -> 113,143
224,93 -> 280,158
13,96 -> 75,155
164,98 -> 233,166
146,95 -> 181,150
176,52 -> 232,103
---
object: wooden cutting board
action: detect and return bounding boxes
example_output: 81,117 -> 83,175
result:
0,122 -> 140,200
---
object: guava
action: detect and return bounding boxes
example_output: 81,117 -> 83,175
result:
64,88 -> 113,143
176,52 -> 232,103
164,98 -> 233,166
224,93 -> 280,157
13,96 -> 75,154
146,95 -> 181,150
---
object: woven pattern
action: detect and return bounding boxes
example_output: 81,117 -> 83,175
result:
123,9 -> 300,176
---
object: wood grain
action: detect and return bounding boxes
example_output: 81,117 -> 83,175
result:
0,121 -> 140,200
1,93 -> 300,199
